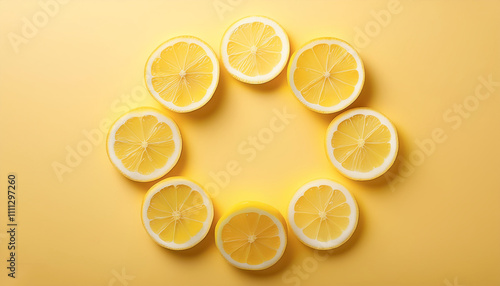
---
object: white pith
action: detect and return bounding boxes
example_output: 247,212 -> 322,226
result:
288,179 -> 358,249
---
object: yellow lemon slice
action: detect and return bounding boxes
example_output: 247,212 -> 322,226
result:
221,16 -> 290,84
288,179 -> 358,250
142,177 -> 214,250
106,108 -> 182,182
326,108 -> 398,180
215,202 -> 287,270
145,36 -> 219,112
288,38 -> 365,113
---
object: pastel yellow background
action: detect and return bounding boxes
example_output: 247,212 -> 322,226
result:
1,0 -> 499,285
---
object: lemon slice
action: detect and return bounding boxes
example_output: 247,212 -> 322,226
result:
145,36 -> 220,112
221,16 -> 290,84
106,108 -> 182,182
142,177 -> 214,250
288,179 -> 358,250
215,202 -> 287,270
287,38 -> 365,113
326,108 -> 398,180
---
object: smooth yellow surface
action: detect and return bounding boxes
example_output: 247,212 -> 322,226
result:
1,0 -> 499,285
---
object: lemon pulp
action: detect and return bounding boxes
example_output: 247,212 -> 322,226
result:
331,114 -> 391,172
114,115 -> 175,175
293,43 -> 360,107
220,212 -> 281,265
227,22 -> 283,77
150,41 -> 214,107
146,184 -> 208,244
294,185 -> 351,242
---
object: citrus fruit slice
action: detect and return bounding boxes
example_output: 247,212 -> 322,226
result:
288,179 -> 358,250
142,177 -> 214,250
287,38 -> 365,113
221,16 -> 290,84
106,108 -> 182,182
215,201 -> 287,270
326,107 -> 398,180
145,36 -> 219,112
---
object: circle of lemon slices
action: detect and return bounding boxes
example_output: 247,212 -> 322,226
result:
145,36 -> 220,113
104,16 -> 402,270
326,107 -> 399,180
288,179 -> 358,250
106,107 -> 182,182
287,37 -> 365,113
142,177 -> 214,250
221,16 -> 290,84
215,201 -> 287,270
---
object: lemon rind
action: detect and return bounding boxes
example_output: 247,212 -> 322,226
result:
215,201 -> 287,270
325,107 -> 399,180
288,179 -> 358,250
141,177 -> 214,250
144,36 -> 220,113
106,107 -> 182,182
221,16 -> 290,84
287,37 -> 365,114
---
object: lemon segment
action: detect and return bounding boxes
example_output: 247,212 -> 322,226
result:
106,108 -> 182,182
221,16 -> 290,84
326,108 -> 398,180
142,177 -> 214,250
145,36 -> 219,112
215,202 -> 287,270
288,179 -> 358,250
288,38 -> 364,113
